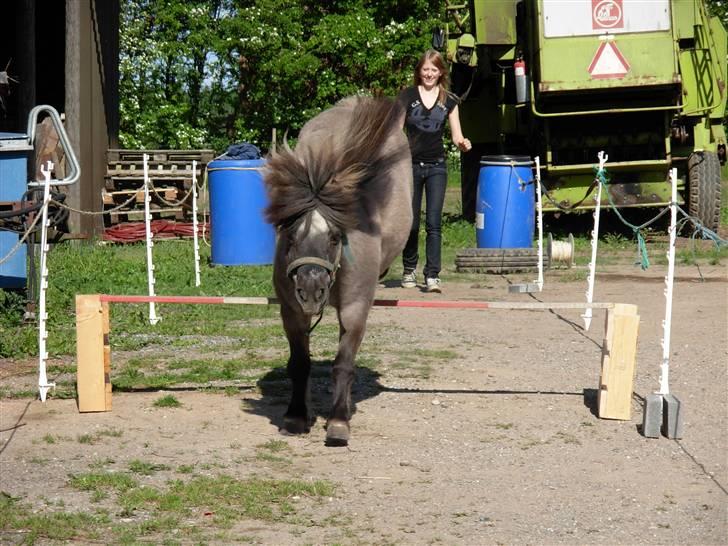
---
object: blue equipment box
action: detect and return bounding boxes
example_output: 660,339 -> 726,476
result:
0,132 -> 32,288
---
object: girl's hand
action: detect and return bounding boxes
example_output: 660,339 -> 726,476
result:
457,138 -> 472,152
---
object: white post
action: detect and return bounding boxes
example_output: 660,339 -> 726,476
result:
534,156 -> 544,292
582,151 -> 607,331
143,154 -> 160,325
192,160 -> 201,287
658,168 -> 678,395
37,161 -> 55,401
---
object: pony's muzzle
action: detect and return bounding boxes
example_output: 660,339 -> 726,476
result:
292,265 -> 331,315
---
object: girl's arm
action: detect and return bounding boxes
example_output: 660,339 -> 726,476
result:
448,105 -> 472,152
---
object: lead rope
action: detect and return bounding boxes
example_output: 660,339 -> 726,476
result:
307,309 -> 325,336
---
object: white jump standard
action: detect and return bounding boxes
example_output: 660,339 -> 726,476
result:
642,168 -> 684,439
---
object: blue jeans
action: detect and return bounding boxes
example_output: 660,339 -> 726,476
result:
403,160 -> 447,279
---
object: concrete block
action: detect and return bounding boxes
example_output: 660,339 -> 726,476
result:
662,393 -> 684,439
642,393 -> 663,438
508,283 -> 540,294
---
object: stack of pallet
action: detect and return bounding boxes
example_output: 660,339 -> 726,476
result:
102,149 -> 215,226
455,247 -> 549,273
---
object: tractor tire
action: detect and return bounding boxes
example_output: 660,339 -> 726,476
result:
687,151 -> 722,232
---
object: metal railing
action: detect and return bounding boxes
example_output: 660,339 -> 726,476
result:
26,105 -> 80,186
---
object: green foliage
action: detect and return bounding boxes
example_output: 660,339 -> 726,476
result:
706,0 -> 728,26
119,0 -> 439,151
0,289 -> 35,357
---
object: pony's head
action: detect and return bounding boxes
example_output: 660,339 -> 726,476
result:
264,139 -> 360,316
264,97 -> 407,316
279,209 -> 344,315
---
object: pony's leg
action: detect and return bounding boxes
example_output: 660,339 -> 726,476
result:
326,300 -> 370,446
280,303 -> 313,434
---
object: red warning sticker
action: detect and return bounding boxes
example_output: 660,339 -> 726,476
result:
588,41 -> 630,79
592,0 -> 624,30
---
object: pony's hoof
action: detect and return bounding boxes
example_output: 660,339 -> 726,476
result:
325,420 -> 350,447
281,416 -> 309,435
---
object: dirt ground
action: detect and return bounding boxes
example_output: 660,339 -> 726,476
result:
1,262 -> 727,545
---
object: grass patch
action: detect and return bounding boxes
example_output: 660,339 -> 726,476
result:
254,439 -> 293,466
114,354 -> 281,390
58,472 -> 334,541
0,492 -> 109,543
68,432 -> 121,449
257,439 -> 291,453
69,471 -> 138,494
152,394 -> 181,408
128,460 -> 171,475
1,240 -> 278,359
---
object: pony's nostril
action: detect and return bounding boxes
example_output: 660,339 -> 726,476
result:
315,288 -> 325,302
296,288 -> 307,302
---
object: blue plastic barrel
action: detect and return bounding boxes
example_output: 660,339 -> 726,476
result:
0,133 -> 32,288
208,159 -> 275,265
475,155 -> 534,248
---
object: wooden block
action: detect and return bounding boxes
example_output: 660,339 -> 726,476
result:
102,300 -> 112,411
598,303 -> 640,420
76,295 -> 111,412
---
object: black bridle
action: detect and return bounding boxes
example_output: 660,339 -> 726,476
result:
285,228 -> 347,336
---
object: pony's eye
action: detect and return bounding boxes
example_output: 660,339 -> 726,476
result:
330,234 -> 341,246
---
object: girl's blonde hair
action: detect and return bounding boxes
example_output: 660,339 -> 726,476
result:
413,49 -> 450,104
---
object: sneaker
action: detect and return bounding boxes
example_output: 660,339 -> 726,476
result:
426,277 -> 442,293
401,271 -> 417,288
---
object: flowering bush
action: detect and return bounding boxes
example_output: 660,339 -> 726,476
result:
119,0 -> 440,152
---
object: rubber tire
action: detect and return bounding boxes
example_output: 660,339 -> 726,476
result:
687,151 -> 722,232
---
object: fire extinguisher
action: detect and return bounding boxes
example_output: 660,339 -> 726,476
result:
514,56 -> 528,104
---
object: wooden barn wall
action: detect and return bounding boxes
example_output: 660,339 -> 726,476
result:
1,0 -> 119,238
66,0 -> 119,237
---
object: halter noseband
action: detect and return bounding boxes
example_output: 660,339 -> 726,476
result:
285,235 -> 345,281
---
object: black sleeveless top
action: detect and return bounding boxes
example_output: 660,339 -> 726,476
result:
398,86 -> 457,163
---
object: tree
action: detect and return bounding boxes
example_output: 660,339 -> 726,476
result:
119,0 -> 440,152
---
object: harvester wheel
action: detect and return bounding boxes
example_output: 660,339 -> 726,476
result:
687,151 -> 722,231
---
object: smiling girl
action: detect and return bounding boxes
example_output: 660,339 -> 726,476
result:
398,49 -> 472,293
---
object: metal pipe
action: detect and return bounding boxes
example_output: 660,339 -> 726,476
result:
26,105 -> 81,186
530,82 -> 685,118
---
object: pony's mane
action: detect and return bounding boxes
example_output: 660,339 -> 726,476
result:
264,97 -> 407,231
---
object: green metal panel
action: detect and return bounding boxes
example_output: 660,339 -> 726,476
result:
542,171 -> 681,212
672,0 -> 700,39
538,34 -> 678,92
473,0 -> 517,45
678,49 -> 707,115
707,15 -> 727,122
536,0 -> 678,93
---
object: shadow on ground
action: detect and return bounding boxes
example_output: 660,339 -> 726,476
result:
242,361 -> 384,433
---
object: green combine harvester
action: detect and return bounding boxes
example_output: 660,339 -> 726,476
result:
443,0 -> 726,231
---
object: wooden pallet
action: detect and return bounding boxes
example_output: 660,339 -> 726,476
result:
107,149 -> 215,163
101,186 -> 182,206
108,207 -> 186,224
103,149 -> 214,226
104,176 -> 194,191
